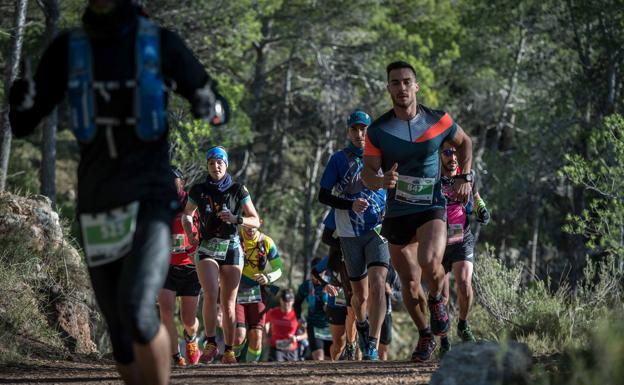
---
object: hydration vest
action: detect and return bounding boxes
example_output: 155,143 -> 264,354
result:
67,17 -> 166,143
242,233 -> 268,270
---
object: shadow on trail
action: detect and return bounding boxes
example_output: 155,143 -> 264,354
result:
0,359 -> 438,385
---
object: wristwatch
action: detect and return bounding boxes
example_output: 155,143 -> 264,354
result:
457,173 -> 473,182
236,215 -> 244,225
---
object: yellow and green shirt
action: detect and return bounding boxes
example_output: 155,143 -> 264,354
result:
240,231 -> 283,288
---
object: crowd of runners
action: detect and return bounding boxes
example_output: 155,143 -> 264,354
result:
7,0 -> 491,383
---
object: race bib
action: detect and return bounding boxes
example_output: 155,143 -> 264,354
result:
448,223 -> 464,245
237,285 -> 262,304
198,238 -> 230,260
80,201 -> 140,267
314,326 -> 332,341
171,234 -> 186,253
334,288 -> 347,307
447,202 -> 466,245
395,175 -> 435,205
276,338 -> 294,351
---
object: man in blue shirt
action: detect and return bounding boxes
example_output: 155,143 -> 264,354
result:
319,110 -> 389,360
362,61 -> 473,362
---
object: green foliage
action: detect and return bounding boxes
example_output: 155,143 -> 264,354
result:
561,114 -> 624,257
533,311 -> 624,385
0,246 -> 63,361
472,246 -> 623,355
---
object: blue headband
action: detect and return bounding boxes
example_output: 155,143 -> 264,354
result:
206,146 -> 228,165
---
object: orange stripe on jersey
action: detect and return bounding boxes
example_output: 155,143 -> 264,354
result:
415,113 -> 453,143
364,133 -> 382,156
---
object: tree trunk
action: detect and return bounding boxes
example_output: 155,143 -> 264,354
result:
287,210 -> 302,289
302,139 -> 325,280
530,214 -> 539,279
38,0 -> 60,206
0,0 -> 29,192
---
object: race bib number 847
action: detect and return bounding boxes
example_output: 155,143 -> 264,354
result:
395,176 -> 435,205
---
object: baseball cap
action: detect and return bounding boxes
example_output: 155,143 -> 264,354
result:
347,110 -> 372,127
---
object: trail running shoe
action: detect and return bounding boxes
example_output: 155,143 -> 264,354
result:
363,343 -> 379,361
186,339 -> 200,365
439,336 -> 451,358
458,324 -> 477,342
411,335 -> 437,363
199,342 -> 219,364
428,296 -> 450,336
173,354 -> 187,367
345,342 -> 357,360
221,350 -> 237,364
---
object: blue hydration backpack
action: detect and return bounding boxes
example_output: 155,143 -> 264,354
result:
67,17 -> 166,143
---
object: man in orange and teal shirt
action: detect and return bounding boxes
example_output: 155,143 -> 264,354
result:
233,226 -> 283,362
362,61 -> 473,362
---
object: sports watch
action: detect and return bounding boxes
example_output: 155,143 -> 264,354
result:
457,172 -> 473,182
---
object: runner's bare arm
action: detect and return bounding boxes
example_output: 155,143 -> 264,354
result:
182,200 -> 198,244
449,125 -> 472,174
362,156 -> 398,189
448,125 -> 473,201
240,200 -> 261,228
362,156 -> 383,189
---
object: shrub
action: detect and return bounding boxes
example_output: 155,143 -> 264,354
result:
472,245 -> 623,355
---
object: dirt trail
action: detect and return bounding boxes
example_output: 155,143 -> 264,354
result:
0,359 -> 438,384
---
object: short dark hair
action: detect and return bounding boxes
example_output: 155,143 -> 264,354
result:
280,288 -> 295,301
311,257 -> 322,268
386,61 -> 417,81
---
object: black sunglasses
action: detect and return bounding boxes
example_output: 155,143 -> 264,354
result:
441,148 -> 456,157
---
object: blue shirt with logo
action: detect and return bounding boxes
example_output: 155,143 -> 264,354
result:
320,147 -> 386,237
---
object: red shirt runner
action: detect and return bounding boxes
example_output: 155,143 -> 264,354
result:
266,307 -> 299,351
170,211 -> 198,266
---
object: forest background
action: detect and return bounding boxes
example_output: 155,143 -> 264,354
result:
0,0 -> 623,382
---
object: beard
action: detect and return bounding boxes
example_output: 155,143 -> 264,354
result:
391,93 -> 414,109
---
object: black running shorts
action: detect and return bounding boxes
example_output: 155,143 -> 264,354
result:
381,209 -> 447,246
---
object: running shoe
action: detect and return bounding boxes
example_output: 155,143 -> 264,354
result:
439,336 -> 451,358
173,354 -> 187,367
344,342 -> 357,361
199,342 -> 219,364
428,296 -> 450,336
458,324 -> 477,342
221,350 -> 237,364
186,339 -> 200,365
363,343 -> 379,361
411,335 -> 437,362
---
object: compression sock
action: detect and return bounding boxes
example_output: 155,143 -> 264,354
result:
458,319 -> 468,330
246,347 -> 261,362
419,327 -> 433,338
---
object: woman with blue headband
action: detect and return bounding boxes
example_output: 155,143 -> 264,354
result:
182,146 -> 260,364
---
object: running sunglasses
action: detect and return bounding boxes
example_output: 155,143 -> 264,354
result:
441,148 -> 456,157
